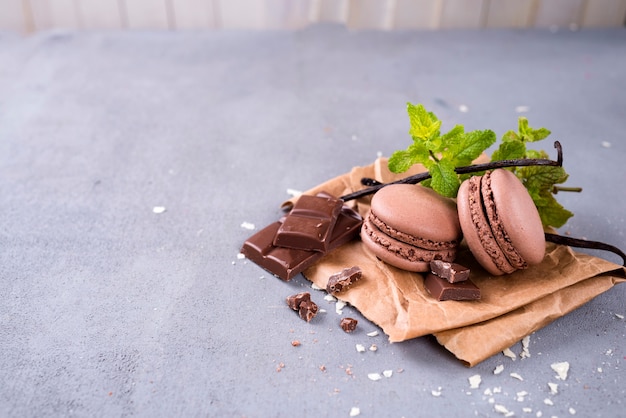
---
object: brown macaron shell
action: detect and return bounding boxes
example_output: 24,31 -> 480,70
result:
360,184 -> 462,272
457,175 -> 515,276
457,169 -> 546,276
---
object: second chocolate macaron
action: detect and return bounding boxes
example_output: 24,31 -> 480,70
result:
360,184 -> 462,272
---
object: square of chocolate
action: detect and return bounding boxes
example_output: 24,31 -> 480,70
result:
273,194 -> 343,252
424,273 -> 480,301
430,260 -> 471,283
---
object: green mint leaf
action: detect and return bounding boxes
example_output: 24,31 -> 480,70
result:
445,129 -> 496,166
531,189 -> 574,228
502,130 -> 520,142
407,103 -> 441,140
429,160 -> 460,198
491,140 -> 526,161
388,141 -> 430,173
518,117 -> 551,142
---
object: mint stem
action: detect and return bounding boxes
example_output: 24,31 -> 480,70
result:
545,233 -> 626,266
553,186 -> 583,194
341,140 -> 563,202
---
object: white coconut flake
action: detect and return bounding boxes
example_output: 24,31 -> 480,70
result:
503,348 -> 517,361
383,369 -> 393,378
286,188 -> 303,197
494,364 -> 505,375
369,344 -> 377,352
615,313 -> 624,319
493,387 -> 502,394
597,367 -> 603,373
516,391 -> 529,402
366,331 -> 379,337
551,362 -> 570,380
368,373 -> 382,381
355,344 -> 366,353
510,372 -> 524,381
152,206 -> 166,214
468,374 -> 482,389
349,406 -> 361,417
324,294 -> 336,302
240,221 -> 255,230
335,300 -> 347,314
548,382 -> 558,395
543,398 -> 554,406
494,404 -> 514,416
484,388 -> 493,396
523,407 -> 532,413
536,411 -> 543,417
311,282 -> 323,290
236,253 -> 245,260
431,387 -> 442,397
569,407 -> 576,415
520,335 -> 531,359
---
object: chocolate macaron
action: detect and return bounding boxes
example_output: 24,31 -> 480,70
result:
360,184 -> 462,272
457,169 -> 545,276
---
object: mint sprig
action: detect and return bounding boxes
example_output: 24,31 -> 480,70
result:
387,103 -> 576,228
388,103 -> 496,198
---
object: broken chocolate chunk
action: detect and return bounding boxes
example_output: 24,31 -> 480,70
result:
286,292 -> 311,311
326,266 -> 362,294
298,300 -> 319,322
430,260 -> 471,283
273,194 -> 343,252
424,273 -> 480,301
340,317 -> 358,333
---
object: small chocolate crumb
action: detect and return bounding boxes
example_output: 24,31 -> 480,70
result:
298,300 -> 319,322
340,317 -> 358,333
326,266 -> 362,294
286,292 -> 311,311
291,340 -> 301,347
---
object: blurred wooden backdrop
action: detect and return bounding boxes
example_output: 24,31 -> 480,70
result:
1,0 -> 625,33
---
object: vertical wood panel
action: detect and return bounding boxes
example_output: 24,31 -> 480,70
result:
316,0 -> 348,23
30,0 -> 81,30
218,0 -> 312,30
392,0 -> 441,29
485,0 -> 534,28
122,0 -> 171,29
0,0 -> 29,32
170,0 -> 217,29
346,0 -> 390,29
440,0 -> 485,28
533,0 -> 585,28
76,0 -> 124,29
581,0 -> 626,27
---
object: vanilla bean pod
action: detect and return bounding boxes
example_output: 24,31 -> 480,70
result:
341,141 -> 563,202
545,233 -> 626,266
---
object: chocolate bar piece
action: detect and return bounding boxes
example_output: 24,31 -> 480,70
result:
273,194 -> 343,252
241,205 -> 362,281
326,266 -> 362,294
424,273 -> 480,301
340,317 -> 358,333
430,260 -> 471,283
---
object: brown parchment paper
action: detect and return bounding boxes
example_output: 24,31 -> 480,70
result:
284,158 -> 626,366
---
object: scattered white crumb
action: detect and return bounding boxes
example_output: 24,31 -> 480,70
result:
510,372 -> 524,381
548,382 -> 558,395
349,406 -> 361,417
494,404 -> 514,416
324,294 -> 337,302
366,331 -> 379,337
615,313 -> 625,319
468,374 -> 482,389
311,283 -> 323,290
368,373 -> 382,381
318,308 -> 327,313
551,362 -> 570,380
286,188 -> 302,197
431,387 -> 442,397
335,300 -> 347,315
597,367 -> 603,373
356,344 -> 366,353
601,141 -> 612,148
536,411 -> 543,417
543,398 -> 554,406
493,387 -> 502,394
383,369 -> 393,378
488,397 -> 495,404
240,221 -> 255,230
515,105 -> 530,113
459,104 -> 469,113
152,206 -> 166,214
522,407 -> 532,413
369,344 -> 377,352
569,407 -> 576,415
503,348 -> 517,361
494,364 -> 505,375
236,253 -> 245,260
484,388 -> 493,396
520,335 -> 531,359
605,349 -> 613,356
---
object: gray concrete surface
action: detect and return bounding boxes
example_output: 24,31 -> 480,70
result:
0,25 -> 624,417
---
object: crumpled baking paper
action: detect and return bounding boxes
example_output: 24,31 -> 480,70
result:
283,158 -> 626,367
